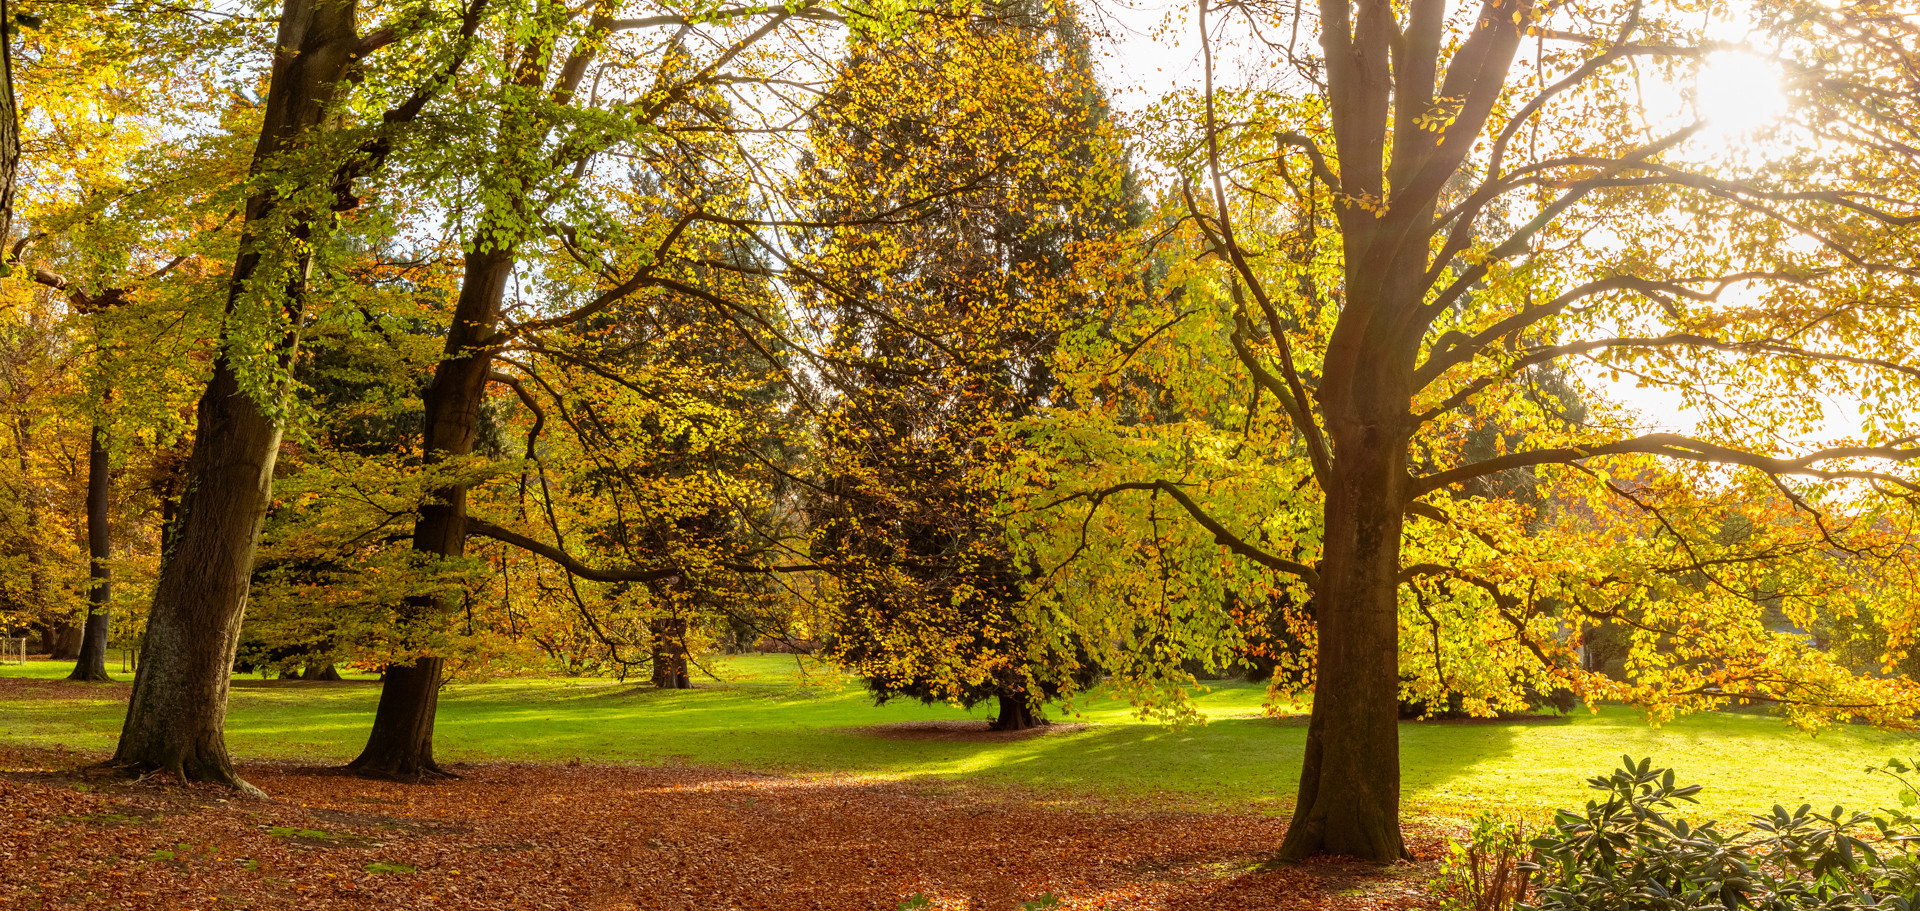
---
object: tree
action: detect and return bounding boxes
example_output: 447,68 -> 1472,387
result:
345,0 -> 847,777
797,0 -> 1137,730
0,284 -> 86,653
106,0 -> 487,791
1011,0 -> 1920,860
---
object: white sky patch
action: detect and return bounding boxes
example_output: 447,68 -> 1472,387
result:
1694,51 -> 1789,139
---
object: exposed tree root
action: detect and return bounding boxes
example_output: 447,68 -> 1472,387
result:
342,759 -> 461,784
88,757 -> 268,799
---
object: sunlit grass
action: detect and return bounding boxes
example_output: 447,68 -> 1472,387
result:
5,654 -> 1916,823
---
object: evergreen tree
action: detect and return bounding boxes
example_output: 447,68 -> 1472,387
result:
801,0 -> 1140,729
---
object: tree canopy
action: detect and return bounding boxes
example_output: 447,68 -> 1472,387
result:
0,0 -> 1916,864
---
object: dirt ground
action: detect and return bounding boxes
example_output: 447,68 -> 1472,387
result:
0,741 -> 1444,911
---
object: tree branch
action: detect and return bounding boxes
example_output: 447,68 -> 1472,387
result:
1413,433 -> 1920,497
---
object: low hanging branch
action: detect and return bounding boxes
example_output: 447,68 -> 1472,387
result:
1041,480 -> 1320,584
465,518 -> 680,583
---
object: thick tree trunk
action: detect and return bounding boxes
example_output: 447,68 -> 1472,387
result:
989,693 -> 1043,731
110,355 -> 284,792
651,617 -> 691,689
300,660 -> 341,681
68,424 -> 113,681
349,657 -> 445,777
350,249 -> 517,779
1277,326 -> 1415,862
106,0 -> 364,794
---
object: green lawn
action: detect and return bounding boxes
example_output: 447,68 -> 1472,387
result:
4,654 -> 1916,824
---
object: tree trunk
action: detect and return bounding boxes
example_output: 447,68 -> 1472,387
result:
349,657 -> 445,778
68,424 -> 112,681
1277,371 -> 1414,862
989,693 -> 1042,731
45,621 -> 80,659
106,0 -> 365,795
300,660 -> 341,681
651,616 -> 691,689
350,249 -> 517,778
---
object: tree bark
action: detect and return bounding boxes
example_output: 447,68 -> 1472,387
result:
651,616 -> 691,689
1277,278 -> 1418,862
349,249 -> 517,778
106,0 -> 365,794
350,657 -> 445,777
68,423 -> 112,681
989,693 -> 1043,731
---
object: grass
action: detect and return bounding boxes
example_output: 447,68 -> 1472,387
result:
5,653 -> 1917,823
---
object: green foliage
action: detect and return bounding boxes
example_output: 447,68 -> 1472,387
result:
1436,812 -> 1532,911
1523,758 -> 1920,910
1868,758 -> 1920,826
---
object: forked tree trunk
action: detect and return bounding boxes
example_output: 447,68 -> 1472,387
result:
989,693 -> 1043,731
349,12 -> 609,776
106,0 -> 365,794
68,424 -> 113,682
350,249 -> 517,779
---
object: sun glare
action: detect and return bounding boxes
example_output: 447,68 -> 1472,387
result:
1694,52 -> 1789,136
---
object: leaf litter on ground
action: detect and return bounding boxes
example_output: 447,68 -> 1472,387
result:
1,744 -> 1443,910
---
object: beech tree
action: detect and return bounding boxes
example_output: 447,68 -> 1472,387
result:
102,0 -> 488,790
1010,0 -> 1920,861
0,0 -> 234,675
342,0 -> 860,778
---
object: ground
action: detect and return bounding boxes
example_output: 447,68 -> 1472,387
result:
4,655 -> 1917,909
2,745 -> 1443,910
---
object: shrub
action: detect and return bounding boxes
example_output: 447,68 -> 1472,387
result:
1435,811 -> 1532,911
1520,756 -> 1920,910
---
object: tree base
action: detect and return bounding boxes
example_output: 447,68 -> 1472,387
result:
298,662 -> 342,682
66,666 -> 113,683
90,757 -> 267,799
989,695 -> 1045,731
342,760 -> 460,784
348,658 -> 450,783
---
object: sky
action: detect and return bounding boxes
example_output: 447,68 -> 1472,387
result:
1070,0 -> 1859,446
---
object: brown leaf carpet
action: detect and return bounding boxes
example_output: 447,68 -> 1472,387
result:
2,747 -> 1441,910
